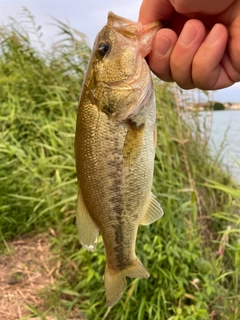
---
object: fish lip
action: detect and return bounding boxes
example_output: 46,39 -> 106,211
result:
106,11 -> 162,58
107,11 -> 138,28
107,11 -> 161,30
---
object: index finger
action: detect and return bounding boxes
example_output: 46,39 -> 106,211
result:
138,0 -> 174,24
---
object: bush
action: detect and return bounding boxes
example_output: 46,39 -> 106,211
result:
206,101 -> 225,110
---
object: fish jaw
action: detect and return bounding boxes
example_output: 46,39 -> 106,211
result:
107,11 -> 161,57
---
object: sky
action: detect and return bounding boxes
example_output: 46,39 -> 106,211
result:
0,0 -> 239,103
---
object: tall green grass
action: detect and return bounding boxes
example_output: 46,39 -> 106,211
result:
0,10 -> 239,320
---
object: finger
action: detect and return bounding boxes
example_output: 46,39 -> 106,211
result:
192,24 -> 232,89
170,19 -> 206,89
228,3 -> 240,78
221,53 -> 240,85
138,0 -> 174,24
169,0 -> 234,15
221,25 -> 240,83
148,29 -> 178,82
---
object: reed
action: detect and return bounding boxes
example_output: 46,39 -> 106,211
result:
0,10 -> 239,320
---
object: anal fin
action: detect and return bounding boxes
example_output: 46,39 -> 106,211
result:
140,193 -> 164,225
76,188 -> 99,252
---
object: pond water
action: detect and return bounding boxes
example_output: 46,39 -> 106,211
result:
200,110 -> 240,182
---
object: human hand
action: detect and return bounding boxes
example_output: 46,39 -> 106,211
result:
139,0 -> 240,90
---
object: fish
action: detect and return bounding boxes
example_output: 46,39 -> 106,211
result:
74,11 -> 163,308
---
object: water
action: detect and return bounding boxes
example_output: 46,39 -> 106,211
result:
200,110 -> 240,182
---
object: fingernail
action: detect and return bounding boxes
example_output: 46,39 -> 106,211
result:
179,24 -> 197,46
205,24 -> 223,45
155,35 -> 171,57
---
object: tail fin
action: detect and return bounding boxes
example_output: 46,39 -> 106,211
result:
104,258 -> 149,308
104,265 -> 127,308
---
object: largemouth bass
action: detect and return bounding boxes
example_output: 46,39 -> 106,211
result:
75,12 -> 163,308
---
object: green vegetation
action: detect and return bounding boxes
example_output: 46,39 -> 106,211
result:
189,101 -> 225,111
212,101 -> 225,110
1,10 -> 240,320
207,101 -> 225,111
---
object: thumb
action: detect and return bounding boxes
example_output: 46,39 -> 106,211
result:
138,0 -> 174,24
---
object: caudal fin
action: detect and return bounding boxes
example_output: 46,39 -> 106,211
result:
104,258 -> 149,308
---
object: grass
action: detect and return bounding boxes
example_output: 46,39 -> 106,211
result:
0,9 -> 240,320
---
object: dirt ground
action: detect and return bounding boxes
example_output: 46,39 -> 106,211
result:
0,233 -> 61,320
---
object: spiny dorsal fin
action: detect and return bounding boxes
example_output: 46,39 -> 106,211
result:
140,193 -> 164,225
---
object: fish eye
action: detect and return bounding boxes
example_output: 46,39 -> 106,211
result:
98,42 -> 110,56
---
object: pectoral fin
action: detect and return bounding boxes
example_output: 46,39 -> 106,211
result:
140,193 -> 164,225
76,188 -> 99,252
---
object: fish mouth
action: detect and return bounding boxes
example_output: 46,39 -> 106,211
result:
107,11 -> 161,30
107,11 -> 139,28
107,11 -> 162,58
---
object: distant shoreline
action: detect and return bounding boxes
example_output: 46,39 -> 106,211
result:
183,101 -> 240,111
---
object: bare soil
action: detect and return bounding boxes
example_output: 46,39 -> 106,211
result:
0,233 -> 60,320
